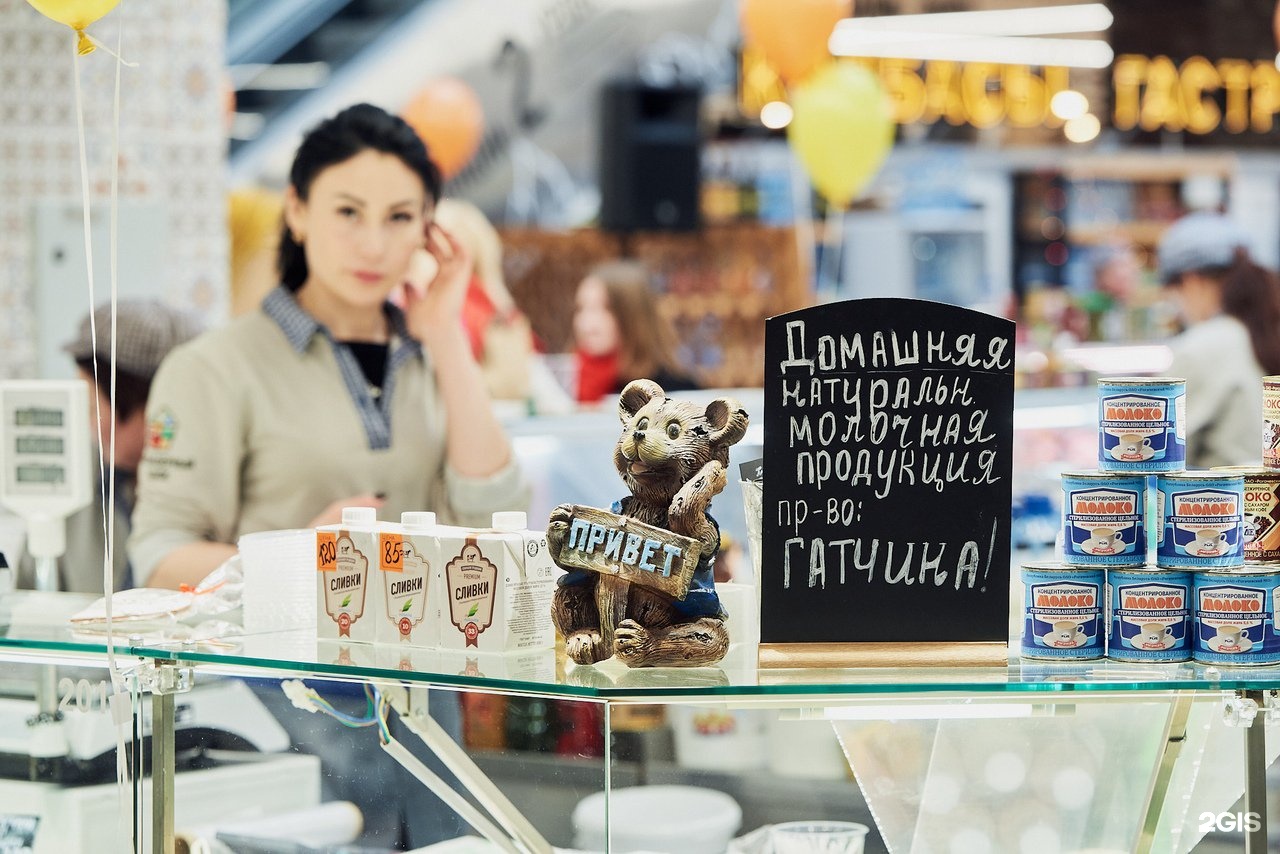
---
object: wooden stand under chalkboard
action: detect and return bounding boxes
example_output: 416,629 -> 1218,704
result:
758,641 -> 1010,669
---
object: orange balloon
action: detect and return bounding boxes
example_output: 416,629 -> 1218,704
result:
741,0 -> 850,84
402,78 -> 485,181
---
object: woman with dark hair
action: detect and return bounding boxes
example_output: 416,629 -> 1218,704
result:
1157,212 -> 1280,467
572,259 -> 699,403
130,103 -> 526,588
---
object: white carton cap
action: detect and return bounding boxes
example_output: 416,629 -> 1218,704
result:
401,511 -> 437,530
492,511 -> 527,531
341,507 -> 377,526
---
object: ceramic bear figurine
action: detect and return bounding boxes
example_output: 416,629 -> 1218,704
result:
547,379 -> 749,667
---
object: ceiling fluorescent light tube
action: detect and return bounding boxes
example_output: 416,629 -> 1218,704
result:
829,33 -> 1114,69
833,4 -> 1113,37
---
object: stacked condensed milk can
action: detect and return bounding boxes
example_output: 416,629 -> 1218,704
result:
1023,376 -> 1280,665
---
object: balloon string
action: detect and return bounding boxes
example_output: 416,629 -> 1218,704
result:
71,32 -> 109,584
83,31 -> 138,67
820,203 -> 845,293
789,151 -> 817,299
106,21 -> 123,685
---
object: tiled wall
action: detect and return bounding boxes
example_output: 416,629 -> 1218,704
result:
0,0 -> 227,378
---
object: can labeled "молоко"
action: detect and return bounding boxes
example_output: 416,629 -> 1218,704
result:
1193,568 -> 1280,665
1098,377 -> 1186,473
1107,566 -> 1192,662
1156,471 -> 1245,568
1022,562 -> 1104,660
1061,471 -> 1147,566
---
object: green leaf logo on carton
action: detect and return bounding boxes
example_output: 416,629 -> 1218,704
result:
341,594 -> 351,608
402,599 -> 414,612
467,601 -> 479,618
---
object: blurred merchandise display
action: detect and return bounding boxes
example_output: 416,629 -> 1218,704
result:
460,692 -> 508,751
553,700 -> 605,758
505,697 -> 557,753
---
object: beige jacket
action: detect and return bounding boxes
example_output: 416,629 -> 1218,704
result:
129,292 -> 527,585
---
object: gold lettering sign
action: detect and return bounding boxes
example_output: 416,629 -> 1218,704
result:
1114,54 -> 1280,135
739,52 -> 1071,130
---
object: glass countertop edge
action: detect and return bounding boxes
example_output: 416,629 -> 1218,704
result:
0,635 -> 138,659
46,638 -> 1280,699
7,634 -> 1280,699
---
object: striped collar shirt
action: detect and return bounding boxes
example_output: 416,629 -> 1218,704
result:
261,286 -> 423,451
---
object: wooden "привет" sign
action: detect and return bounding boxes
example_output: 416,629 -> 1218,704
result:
555,504 -> 700,600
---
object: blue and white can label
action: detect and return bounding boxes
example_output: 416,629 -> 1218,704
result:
1021,563 -> 1104,660
1193,569 -> 1280,665
1098,377 -> 1186,473
1107,567 -> 1192,662
1061,472 -> 1147,566
1156,472 -> 1245,568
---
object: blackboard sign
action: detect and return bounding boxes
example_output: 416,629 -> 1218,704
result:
760,299 -> 1014,666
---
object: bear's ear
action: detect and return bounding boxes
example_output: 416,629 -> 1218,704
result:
704,397 -> 749,447
618,379 -> 665,424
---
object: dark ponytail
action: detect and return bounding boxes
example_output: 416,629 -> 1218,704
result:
277,103 -> 443,291
1221,247 -> 1280,374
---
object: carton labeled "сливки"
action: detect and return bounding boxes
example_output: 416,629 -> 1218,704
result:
376,511 -> 440,647
316,507 -> 378,643
436,512 -> 559,653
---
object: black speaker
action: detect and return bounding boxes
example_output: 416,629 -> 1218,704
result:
599,80 -> 702,232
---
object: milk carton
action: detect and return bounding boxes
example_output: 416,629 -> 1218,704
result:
436,511 -> 559,653
316,507 -> 378,643
376,512 -> 440,647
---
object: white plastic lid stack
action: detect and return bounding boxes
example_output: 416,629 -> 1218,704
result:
492,511 -> 527,531
401,512 -> 437,530
341,507 -> 378,526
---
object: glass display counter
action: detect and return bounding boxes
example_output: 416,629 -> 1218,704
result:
2,591 -> 1279,853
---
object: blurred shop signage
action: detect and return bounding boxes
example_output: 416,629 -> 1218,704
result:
759,299 -> 1014,668
741,49 -> 1071,129
1113,54 -> 1280,134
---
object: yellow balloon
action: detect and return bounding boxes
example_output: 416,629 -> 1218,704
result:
25,0 -> 121,54
788,62 -> 895,208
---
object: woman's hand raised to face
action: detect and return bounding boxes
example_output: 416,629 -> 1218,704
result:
404,222 -> 472,343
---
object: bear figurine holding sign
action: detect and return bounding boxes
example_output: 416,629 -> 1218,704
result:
547,380 -> 749,667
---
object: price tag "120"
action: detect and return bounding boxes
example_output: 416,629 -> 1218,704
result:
316,531 -> 337,572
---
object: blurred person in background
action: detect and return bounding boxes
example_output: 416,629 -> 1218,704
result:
1081,241 -> 1145,341
228,186 -> 283,316
429,198 -> 571,413
130,103 -> 526,591
130,102 -> 525,849
1158,212 -> 1280,467
571,259 -> 698,404
14,300 -> 202,591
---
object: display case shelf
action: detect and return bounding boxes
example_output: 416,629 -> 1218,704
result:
11,592 -> 1280,699
3,593 -> 1278,854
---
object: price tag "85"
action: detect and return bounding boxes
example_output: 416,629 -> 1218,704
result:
380,533 -> 404,572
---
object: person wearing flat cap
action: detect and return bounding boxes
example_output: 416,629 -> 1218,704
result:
1157,212 -> 1280,467
14,300 -> 202,592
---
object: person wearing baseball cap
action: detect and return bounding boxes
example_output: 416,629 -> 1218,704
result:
1157,212 -> 1280,467
15,300 -> 202,592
